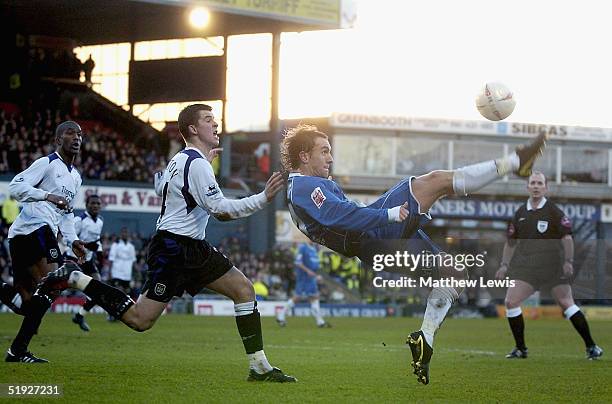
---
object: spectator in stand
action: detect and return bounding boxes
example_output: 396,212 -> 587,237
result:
1,104 -> 167,182
82,55 -> 95,85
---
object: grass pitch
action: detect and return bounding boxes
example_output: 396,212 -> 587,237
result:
0,313 -> 610,403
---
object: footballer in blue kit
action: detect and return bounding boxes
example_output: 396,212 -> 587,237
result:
276,242 -> 330,328
281,123 -> 548,384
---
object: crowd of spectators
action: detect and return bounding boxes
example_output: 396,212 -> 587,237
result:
0,105 -> 167,182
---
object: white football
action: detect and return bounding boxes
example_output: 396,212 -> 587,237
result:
475,82 -> 516,121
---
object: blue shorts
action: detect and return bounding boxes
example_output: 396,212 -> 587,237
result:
365,178 -> 441,251
355,178 -> 442,272
295,278 -> 319,297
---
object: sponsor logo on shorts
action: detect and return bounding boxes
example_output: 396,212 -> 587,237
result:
311,187 -> 326,209
154,283 -> 166,296
49,248 -> 59,259
537,220 -> 548,233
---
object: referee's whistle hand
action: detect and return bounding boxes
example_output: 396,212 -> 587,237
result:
562,263 -> 574,278
495,267 -> 508,280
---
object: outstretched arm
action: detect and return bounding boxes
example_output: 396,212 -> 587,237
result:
190,159 -> 283,221
292,181 -> 408,232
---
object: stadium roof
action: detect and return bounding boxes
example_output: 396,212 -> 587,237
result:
2,0 -> 346,45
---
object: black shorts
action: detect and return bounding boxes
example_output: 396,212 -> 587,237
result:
9,225 -> 63,286
142,231 -> 233,303
509,261 -> 569,291
110,278 -> 131,293
63,254 -> 99,276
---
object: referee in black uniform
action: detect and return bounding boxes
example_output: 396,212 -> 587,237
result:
495,171 -> 603,360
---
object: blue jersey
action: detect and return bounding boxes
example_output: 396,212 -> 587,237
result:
287,173 -> 389,257
287,174 -> 441,268
294,243 -> 320,283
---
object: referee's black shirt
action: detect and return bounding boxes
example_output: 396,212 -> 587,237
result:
507,198 -> 572,269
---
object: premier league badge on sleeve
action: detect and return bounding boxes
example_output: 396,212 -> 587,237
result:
311,187 -> 326,209
205,184 -> 219,197
537,220 -> 548,233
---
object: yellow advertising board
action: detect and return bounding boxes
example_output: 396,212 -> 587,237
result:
204,0 -> 342,27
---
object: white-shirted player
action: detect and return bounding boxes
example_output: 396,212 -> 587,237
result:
68,194 -> 104,332
42,104 -> 296,382
2,121 -> 86,363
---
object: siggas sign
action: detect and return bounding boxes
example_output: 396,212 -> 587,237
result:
510,123 -> 568,137
330,112 -> 612,142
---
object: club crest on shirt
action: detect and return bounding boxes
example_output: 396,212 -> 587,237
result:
311,187 -> 326,209
49,248 -> 58,259
154,283 -> 166,296
537,220 -> 548,233
205,184 -> 219,197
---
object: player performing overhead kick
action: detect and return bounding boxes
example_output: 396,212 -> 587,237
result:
281,124 -> 547,385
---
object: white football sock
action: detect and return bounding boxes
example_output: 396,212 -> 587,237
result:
68,271 -> 92,291
495,152 -> 520,176
11,293 -> 22,309
452,153 -> 519,196
506,306 -> 522,318
420,287 -> 459,347
564,304 -> 580,319
277,299 -> 293,322
78,306 -> 88,316
248,350 -> 273,374
234,301 -> 256,316
311,300 -> 325,326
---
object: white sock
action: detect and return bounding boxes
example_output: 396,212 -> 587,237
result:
452,153 -> 519,196
311,300 -> 325,326
420,287 -> 458,347
277,299 -> 293,322
506,306 -> 522,318
248,350 -> 273,374
78,306 -> 88,316
68,271 -> 92,291
563,304 -> 580,319
234,301 -> 256,316
495,152 -> 520,176
11,293 -> 22,309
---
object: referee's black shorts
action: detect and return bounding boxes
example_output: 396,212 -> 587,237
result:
509,258 -> 569,291
142,230 -> 233,303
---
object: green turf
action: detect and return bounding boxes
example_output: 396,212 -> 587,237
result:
0,313 -> 610,403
